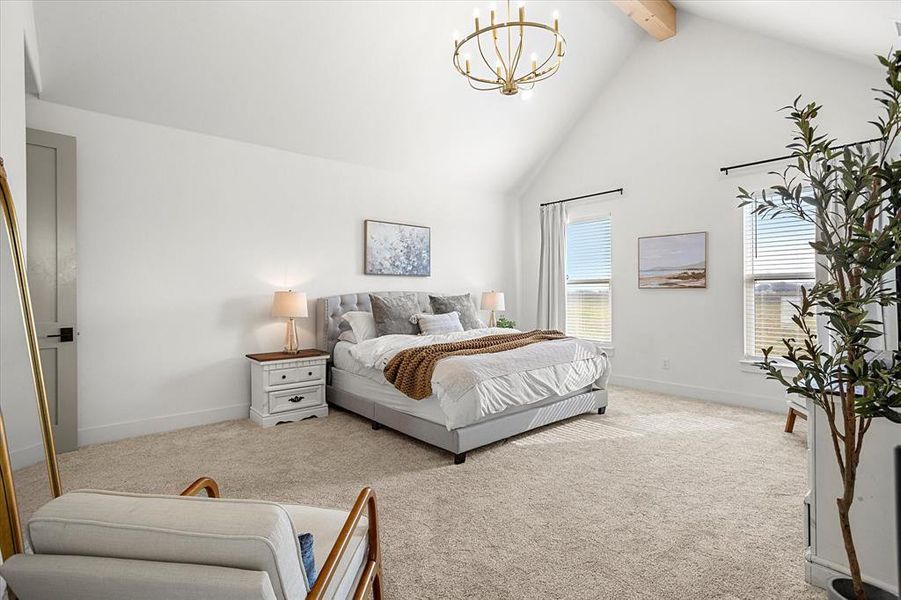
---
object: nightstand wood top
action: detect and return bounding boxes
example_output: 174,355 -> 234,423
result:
246,349 -> 329,362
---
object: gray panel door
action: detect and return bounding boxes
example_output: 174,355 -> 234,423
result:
26,128 -> 77,453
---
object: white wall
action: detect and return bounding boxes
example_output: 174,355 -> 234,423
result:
516,13 -> 884,412
25,98 -> 517,450
1,0 -> 49,469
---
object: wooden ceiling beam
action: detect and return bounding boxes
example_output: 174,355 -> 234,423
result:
612,0 -> 676,41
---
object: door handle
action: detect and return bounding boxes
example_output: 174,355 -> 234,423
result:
46,327 -> 74,342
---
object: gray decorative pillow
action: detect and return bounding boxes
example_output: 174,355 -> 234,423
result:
412,311 -> 464,336
369,294 -> 420,336
429,294 -> 481,330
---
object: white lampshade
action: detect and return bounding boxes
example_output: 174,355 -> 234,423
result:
272,291 -> 308,318
480,291 -> 505,311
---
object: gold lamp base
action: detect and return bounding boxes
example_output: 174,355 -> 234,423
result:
283,317 -> 300,354
488,311 -> 497,327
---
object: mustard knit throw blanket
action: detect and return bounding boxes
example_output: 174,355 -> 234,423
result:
384,330 -> 567,400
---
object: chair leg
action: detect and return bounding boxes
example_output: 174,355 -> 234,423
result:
372,569 -> 384,600
371,421 -> 382,430
597,406 -> 606,415
784,409 -> 797,433
453,453 -> 466,465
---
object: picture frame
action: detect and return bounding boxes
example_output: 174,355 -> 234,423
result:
638,231 -> 708,289
364,219 -> 431,277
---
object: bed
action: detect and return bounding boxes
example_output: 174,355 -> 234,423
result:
318,292 -> 610,464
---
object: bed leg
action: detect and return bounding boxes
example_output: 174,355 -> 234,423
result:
371,421 -> 382,430
453,453 -> 466,465
597,406 -> 607,415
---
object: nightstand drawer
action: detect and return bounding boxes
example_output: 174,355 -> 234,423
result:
268,364 -> 324,386
269,385 -> 324,414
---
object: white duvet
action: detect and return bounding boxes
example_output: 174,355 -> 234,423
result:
348,328 -> 610,429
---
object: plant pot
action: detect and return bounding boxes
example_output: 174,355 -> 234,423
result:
827,577 -> 898,600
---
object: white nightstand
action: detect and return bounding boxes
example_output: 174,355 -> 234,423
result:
246,350 -> 329,427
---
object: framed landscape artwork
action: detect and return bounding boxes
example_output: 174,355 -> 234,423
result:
638,232 -> 707,289
364,219 -> 431,277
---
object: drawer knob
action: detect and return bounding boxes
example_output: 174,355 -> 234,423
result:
308,371 -> 313,376
289,396 -> 305,403
281,375 -> 287,380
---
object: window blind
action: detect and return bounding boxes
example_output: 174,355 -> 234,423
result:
566,218 -> 612,345
743,196 -> 816,357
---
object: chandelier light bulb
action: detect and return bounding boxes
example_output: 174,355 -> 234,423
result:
452,30 -> 460,46
552,10 -> 559,31
530,52 -> 538,72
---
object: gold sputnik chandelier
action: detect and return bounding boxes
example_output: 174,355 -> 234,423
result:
452,1 -> 566,97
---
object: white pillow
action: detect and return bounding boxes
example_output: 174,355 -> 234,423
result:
412,311 -> 464,336
341,311 -> 377,343
337,330 -> 357,344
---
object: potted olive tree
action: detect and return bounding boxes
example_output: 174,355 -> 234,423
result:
738,52 -> 901,600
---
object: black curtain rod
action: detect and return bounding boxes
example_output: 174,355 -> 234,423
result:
720,137 -> 881,175
540,187 -> 623,207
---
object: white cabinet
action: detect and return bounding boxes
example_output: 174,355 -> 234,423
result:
805,397 -> 899,595
247,351 -> 329,427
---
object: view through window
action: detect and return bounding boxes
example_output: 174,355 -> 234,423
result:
566,217 -> 612,345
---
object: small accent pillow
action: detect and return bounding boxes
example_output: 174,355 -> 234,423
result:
337,330 -> 357,344
298,532 -> 317,588
341,311 -> 377,343
429,294 -> 481,330
369,293 -> 420,336
412,311 -> 464,335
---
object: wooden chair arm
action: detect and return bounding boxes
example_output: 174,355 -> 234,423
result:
307,486 -> 382,600
179,477 -> 220,498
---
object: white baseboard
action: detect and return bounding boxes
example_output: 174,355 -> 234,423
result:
608,374 -> 783,414
10,441 -> 47,470
78,403 -> 250,447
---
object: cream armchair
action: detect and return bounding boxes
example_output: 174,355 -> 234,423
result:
0,478 -> 383,600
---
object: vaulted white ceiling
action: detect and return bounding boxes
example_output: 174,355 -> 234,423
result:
31,1 -> 897,195
675,0 -> 900,67
31,0 -> 642,195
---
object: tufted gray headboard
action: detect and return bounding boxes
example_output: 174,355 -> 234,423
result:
317,291 -> 437,354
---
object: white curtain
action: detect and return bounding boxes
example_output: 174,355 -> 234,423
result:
537,203 -> 567,330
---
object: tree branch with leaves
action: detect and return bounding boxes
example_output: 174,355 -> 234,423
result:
737,51 -> 901,600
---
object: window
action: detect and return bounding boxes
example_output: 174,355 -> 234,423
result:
743,196 -> 816,358
566,217 -> 612,345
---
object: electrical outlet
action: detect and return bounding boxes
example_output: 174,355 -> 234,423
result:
662,358 -> 670,370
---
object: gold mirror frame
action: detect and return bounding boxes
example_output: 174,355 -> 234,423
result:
0,156 -> 63,559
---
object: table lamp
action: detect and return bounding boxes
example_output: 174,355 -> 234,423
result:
480,291 -> 505,327
272,290 -> 308,354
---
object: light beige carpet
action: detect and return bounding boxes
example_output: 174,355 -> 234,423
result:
15,386 -> 823,599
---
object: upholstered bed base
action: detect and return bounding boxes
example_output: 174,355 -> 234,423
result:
326,384 -> 608,464
317,292 -> 609,464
